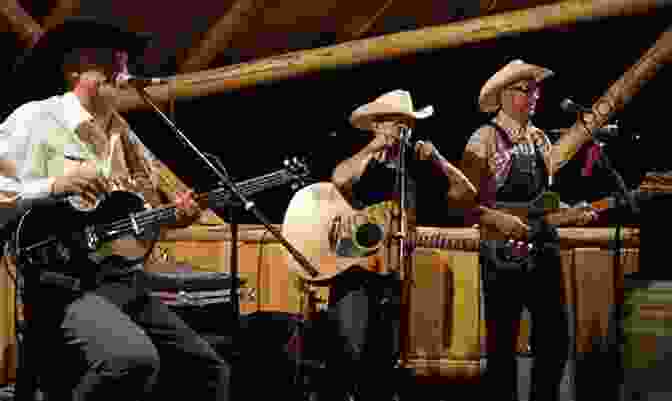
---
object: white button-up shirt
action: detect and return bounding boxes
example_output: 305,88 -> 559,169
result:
0,92 -> 154,226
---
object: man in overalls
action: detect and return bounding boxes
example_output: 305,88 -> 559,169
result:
459,60 -> 596,401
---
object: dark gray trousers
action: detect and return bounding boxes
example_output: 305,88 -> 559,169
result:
322,267 -> 401,401
27,268 -> 230,401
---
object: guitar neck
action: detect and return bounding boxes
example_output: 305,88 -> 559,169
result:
415,233 -> 456,250
589,189 -> 644,212
98,167 -> 298,241
205,168 -> 294,207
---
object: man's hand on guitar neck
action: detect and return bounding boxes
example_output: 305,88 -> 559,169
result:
546,206 -> 599,227
580,209 -> 599,225
172,190 -> 202,228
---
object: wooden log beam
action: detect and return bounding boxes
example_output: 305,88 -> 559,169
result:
178,0 -> 266,73
116,0 -> 672,112
41,0 -> 81,30
550,22 -> 672,175
0,0 -> 43,47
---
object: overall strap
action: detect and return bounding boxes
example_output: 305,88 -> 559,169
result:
487,121 -> 551,181
487,121 -> 513,148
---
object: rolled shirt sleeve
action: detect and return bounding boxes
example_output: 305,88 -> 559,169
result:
0,101 -> 56,204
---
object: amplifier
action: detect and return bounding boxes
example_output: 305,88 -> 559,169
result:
143,269 -> 252,332
620,278 -> 672,400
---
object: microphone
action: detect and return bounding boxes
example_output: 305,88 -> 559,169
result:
544,124 -> 620,141
115,72 -> 170,87
560,98 -> 592,114
560,98 -> 623,141
547,124 -> 619,140
592,124 -> 619,140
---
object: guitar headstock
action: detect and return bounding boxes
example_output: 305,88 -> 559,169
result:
283,156 -> 311,190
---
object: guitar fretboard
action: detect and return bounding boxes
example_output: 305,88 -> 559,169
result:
415,233 -> 480,252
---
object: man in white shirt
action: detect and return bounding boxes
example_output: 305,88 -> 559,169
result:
0,17 -> 230,401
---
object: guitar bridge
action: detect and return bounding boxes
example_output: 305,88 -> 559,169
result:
83,226 -> 99,251
130,214 -> 143,236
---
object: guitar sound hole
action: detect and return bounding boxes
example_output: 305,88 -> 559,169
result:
355,223 -> 383,248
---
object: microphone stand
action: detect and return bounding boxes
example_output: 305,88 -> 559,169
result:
394,126 -> 413,366
395,126 -> 412,277
132,86 -> 321,400
204,154 -> 242,326
590,137 -> 638,401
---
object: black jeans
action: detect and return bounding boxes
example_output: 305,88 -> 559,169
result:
321,267 -> 401,401
27,268 -> 230,401
480,231 -> 570,401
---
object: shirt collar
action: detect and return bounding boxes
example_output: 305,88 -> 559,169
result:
62,92 -> 94,132
494,111 -> 535,142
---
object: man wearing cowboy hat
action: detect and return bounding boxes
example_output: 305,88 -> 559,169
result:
0,17 -> 230,400
460,59 -> 597,401
328,89 -> 476,401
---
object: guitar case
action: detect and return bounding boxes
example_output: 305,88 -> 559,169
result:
143,263 -> 248,333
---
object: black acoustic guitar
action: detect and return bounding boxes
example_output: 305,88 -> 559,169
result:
9,158 -> 310,267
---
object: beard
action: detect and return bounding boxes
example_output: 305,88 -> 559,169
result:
90,84 -> 119,117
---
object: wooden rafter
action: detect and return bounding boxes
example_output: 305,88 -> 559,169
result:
336,0 -> 396,41
178,0 -> 266,73
0,0 -> 43,47
41,0 -> 81,30
117,0 -> 671,112
551,23 -> 672,174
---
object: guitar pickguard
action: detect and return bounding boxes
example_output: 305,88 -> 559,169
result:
13,191 -> 152,265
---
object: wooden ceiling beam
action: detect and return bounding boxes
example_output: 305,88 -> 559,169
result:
336,0 -> 396,41
0,0 -> 43,47
551,23 -> 672,174
178,0 -> 266,73
41,0 -> 81,30
116,0 -> 671,112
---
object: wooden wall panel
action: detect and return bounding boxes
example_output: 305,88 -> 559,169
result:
0,225 -> 642,385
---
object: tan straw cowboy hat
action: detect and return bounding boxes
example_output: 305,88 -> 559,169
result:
349,89 -> 434,131
478,59 -> 554,113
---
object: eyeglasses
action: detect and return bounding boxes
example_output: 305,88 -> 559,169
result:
508,84 -> 540,96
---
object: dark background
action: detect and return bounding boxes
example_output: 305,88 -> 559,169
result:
2,9 -> 671,226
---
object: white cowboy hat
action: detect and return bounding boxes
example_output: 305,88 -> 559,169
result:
349,89 -> 434,131
478,59 -> 554,113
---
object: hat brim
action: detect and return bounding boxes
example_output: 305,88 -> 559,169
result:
478,63 -> 553,113
14,16 -> 151,72
350,104 -> 434,131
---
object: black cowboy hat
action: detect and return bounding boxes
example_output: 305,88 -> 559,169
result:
10,16 -> 151,106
